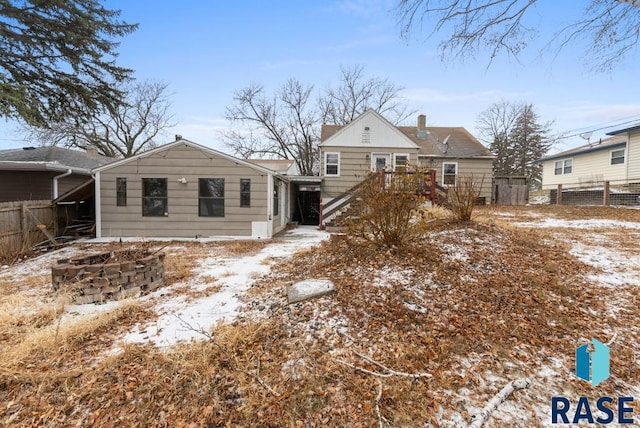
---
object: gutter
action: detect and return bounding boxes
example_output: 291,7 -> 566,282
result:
52,169 -> 72,199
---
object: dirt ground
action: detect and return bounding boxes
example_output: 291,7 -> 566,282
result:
0,205 -> 638,427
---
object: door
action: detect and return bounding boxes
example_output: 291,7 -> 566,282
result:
372,153 -> 391,172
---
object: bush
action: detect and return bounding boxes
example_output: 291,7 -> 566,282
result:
345,169 -> 428,249
447,174 -> 485,222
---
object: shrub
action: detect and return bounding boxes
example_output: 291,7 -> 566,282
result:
345,169 -> 428,249
448,174 -> 485,222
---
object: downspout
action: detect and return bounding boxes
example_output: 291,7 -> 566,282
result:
93,172 -> 102,238
53,169 -> 72,199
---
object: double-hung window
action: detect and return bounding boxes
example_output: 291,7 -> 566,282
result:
199,178 -> 224,217
554,159 -> 572,175
240,179 -> 251,207
442,162 -> 457,185
116,177 -> 127,207
142,178 -> 168,216
325,152 -> 340,176
394,154 -> 409,172
611,149 -> 625,165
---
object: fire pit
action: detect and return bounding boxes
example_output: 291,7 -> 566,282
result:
51,249 -> 166,304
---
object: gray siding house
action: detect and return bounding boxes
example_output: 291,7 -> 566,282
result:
94,139 -> 288,239
0,146 -> 111,202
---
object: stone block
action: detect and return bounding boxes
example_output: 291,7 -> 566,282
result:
83,286 -> 101,295
120,261 -> 135,271
103,263 -> 120,275
73,294 -> 97,305
287,279 -> 335,304
92,277 -> 109,288
85,265 -> 103,273
101,285 -> 121,294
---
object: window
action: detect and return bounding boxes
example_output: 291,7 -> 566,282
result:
273,181 -> 279,216
554,159 -> 573,175
611,149 -> 625,165
142,178 -> 167,216
325,152 -> 340,176
443,162 -> 457,185
394,154 -> 409,172
116,177 -> 127,206
240,179 -> 251,207
199,178 -> 224,217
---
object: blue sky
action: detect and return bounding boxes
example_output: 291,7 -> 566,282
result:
1,0 -> 639,154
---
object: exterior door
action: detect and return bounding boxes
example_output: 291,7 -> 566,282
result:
372,153 -> 391,172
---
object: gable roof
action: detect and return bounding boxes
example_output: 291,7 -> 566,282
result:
93,139 -> 287,178
320,110 -> 492,158
536,135 -> 627,163
319,109 -> 420,149
0,146 -> 112,173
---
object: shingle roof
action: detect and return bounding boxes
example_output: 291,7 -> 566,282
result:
536,135 -> 626,163
320,123 -> 493,158
246,159 -> 296,174
0,146 -> 112,172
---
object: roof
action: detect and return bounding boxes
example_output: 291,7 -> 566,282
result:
398,126 -> 493,158
94,139 -> 287,179
246,159 -> 297,174
536,135 -> 627,163
0,146 -> 112,173
607,123 -> 640,136
320,121 -> 493,158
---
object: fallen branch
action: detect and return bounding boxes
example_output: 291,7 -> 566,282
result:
374,379 -> 389,428
335,351 -> 432,380
468,378 -> 532,428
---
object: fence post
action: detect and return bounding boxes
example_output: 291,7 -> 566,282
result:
603,181 -> 610,206
20,202 -> 28,244
556,184 -> 562,205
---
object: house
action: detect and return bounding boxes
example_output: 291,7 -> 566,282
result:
0,146 -> 111,202
93,138 -> 291,239
537,134 -> 628,189
319,110 -> 494,206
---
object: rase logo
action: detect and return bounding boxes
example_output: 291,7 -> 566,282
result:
551,338 -> 635,425
575,338 -> 609,387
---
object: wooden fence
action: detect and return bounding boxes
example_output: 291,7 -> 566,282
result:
0,200 -> 55,257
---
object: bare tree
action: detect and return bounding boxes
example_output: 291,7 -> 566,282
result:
224,65 -> 412,175
476,101 -> 523,176
319,65 -> 414,125
396,0 -> 640,69
24,80 -> 175,158
224,79 -> 317,176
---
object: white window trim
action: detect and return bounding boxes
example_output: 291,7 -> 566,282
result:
554,158 -> 573,175
442,162 -> 458,186
610,148 -> 625,165
324,152 -> 340,177
393,153 -> 410,170
371,152 -> 391,171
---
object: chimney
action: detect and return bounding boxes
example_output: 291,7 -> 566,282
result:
417,114 -> 426,130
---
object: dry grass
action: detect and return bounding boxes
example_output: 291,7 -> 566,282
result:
219,239 -> 273,255
1,208 -> 639,426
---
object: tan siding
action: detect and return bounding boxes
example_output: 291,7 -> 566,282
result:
419,157 -> 493,200
320,146 -> 419,199
99,145 -> 269,238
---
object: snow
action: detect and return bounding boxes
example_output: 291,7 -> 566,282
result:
287,278 -> 335,304
121,226 -> 328,347
570,241 -> 640,287
514,218 -> 640,229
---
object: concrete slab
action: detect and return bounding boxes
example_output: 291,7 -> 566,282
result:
287,278 -> 335,304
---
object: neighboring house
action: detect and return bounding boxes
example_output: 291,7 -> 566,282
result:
537,135 -> 628,189
93,139 -> 290,239
319,110 -> 494,203
0,146 -> 111,202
